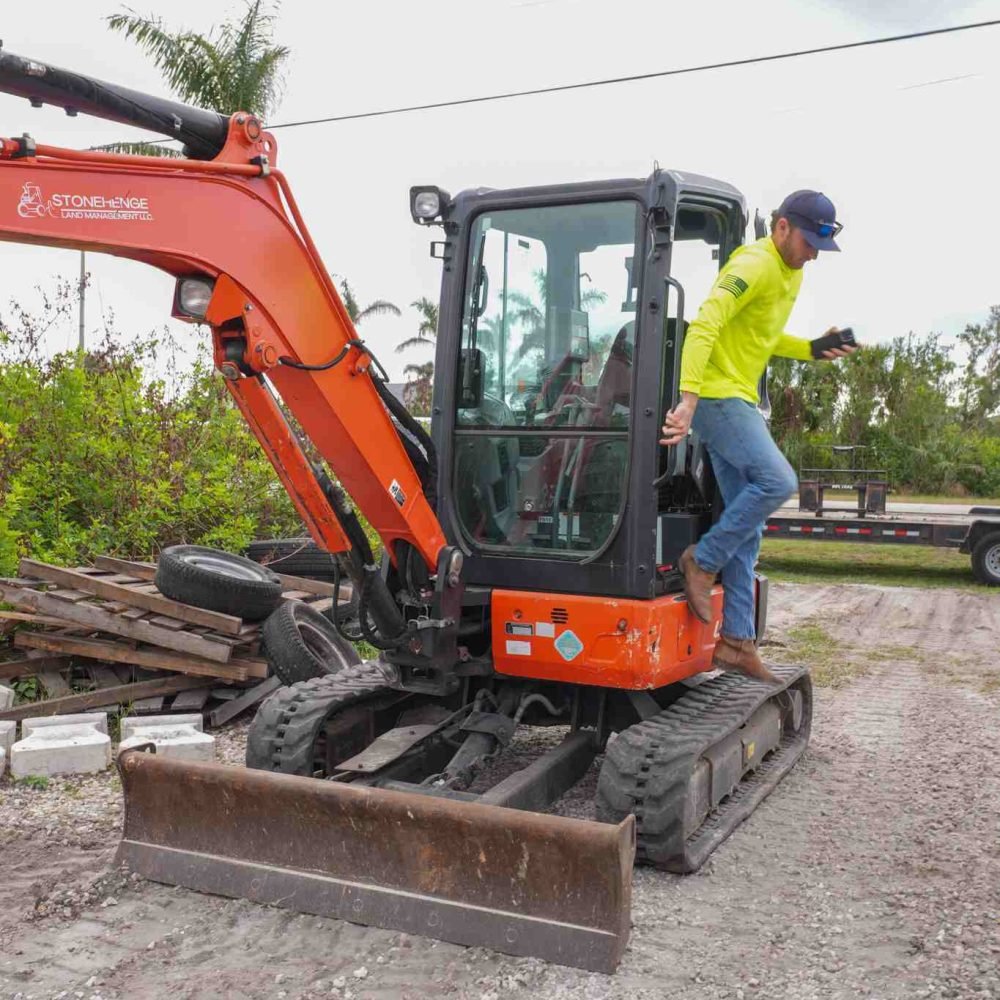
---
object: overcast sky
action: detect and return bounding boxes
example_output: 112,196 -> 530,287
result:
1,0 -> 998,380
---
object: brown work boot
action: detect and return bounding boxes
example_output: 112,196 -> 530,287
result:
713,635 -> 781,684
678,545 -> 715,624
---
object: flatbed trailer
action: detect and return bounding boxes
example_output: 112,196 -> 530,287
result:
764,507 -> 1000,586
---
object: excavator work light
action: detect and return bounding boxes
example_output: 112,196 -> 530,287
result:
175,277 -> 215,319
410,186 -> 450,224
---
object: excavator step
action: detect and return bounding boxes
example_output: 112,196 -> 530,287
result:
596,663 -> 811,872
116,748 -> 635,972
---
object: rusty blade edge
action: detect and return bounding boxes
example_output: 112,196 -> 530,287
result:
116,751 -> 635,916
117,838 -> 630,973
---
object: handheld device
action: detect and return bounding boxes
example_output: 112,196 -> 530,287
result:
810,327 -> 856,359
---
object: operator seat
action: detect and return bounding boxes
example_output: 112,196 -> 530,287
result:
572,324 -> 634,529
593,323 -> 634,426
455,394 -> 520,544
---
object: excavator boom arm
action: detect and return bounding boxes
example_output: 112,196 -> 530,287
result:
0,55 -> 447,573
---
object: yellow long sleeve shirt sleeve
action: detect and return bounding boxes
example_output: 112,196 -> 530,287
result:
679,236 -> 813,403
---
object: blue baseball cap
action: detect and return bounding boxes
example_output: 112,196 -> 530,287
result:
776,190 -> 842,251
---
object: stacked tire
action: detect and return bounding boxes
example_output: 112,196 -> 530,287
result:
155,545 -> 283,621
156,543 -> 359,687
244,537 -> 338,582
260,601 -> 361,685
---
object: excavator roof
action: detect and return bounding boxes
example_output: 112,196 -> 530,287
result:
443,170 -> 747,244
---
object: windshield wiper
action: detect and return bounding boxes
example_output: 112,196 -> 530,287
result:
468,231 -> 488,353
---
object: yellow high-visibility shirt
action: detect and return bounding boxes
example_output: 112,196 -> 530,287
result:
679,236 -> 813,402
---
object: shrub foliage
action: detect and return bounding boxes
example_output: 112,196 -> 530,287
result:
0,288 -> 300,575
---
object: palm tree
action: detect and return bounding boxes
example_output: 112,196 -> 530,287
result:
337,279 -> 400,327
402,360 -> 434,382
397,297 -> 438,354
107,1 -> 289,118
395,298 -> 438,415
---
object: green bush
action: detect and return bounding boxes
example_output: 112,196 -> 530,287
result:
770,323 -> 1000,496
0,317 -> 303,573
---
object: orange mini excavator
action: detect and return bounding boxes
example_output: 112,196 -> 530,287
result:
0,47 -> 812,972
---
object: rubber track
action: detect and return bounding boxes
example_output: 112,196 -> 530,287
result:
596,663 -> 810,873
245,663 -> 391,774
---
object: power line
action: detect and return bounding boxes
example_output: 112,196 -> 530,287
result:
267,18 -> 1000,130
899,72 -> 979,91
91,16 -> 1000,150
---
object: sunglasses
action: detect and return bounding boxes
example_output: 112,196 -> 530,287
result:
813,220 -> 843,238
789,213 -> 843,239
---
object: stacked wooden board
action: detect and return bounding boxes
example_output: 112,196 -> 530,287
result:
0,555 -> 348,726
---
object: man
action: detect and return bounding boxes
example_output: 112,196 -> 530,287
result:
660,190 -> 856,683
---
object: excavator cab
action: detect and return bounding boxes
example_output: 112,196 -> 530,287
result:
0,49 -> 812,973
417,173 -> 744,598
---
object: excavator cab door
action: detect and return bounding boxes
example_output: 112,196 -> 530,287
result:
437,196 -> 647,596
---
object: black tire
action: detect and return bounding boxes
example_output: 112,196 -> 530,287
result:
245,537 -> 338,581
971,530 -> 1000,586
262,600 -> 361,685
155,545 -> 283,621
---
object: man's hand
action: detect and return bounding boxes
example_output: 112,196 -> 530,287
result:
819,326 -> 860,360
660,393 -> 698,447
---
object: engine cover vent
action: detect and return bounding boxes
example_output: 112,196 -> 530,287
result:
551,607 -> 569,623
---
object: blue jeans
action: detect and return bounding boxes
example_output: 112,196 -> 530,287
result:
691,397 -> 797,641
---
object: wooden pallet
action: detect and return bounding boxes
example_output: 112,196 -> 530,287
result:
0,555 -> 352,723
2,556 -> 346,664
0,579 -> 238,664
13,631 -> 267,682
0,674 -> 215,722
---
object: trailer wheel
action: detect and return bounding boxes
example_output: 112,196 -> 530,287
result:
263,600 -> 361,685
971,530 -> 1000,586
155,545 -> 283,620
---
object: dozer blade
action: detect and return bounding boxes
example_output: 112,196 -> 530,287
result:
116,749 -> 635,973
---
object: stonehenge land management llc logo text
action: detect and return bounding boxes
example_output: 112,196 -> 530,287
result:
17,181 -> 153,222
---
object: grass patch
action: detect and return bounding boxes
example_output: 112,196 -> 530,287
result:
16,774 -> 50,790
982,675 -> 1000,696
876,644 -> 927,663
759,538 -> 986,589
923,654 -> 1000,698
785,621 -> 866,688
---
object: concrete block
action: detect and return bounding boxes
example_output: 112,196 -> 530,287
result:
0,719 -> 15,756
0,684 -> 13,711
10,720 -> 111,778
23,712 -> 109,737
118,717 -> 215,763
120,713 -> 204,738
0,720 -> 15,773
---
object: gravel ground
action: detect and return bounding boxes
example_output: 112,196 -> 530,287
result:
0,581 -> 998,1000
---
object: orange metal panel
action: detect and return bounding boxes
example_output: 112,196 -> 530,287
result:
491,587 -> 725,690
